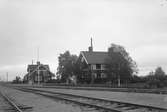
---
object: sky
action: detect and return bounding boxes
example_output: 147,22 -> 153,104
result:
0,0 -> 167,81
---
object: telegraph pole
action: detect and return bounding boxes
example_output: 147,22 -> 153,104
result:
118,63 -> 121,87
37,47 -> 40,85
6,72 -> 8,82
37,66 -> 40,85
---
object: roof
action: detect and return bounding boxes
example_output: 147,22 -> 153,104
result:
26,63 -> 54,77
27,64 -> 49,71
81,51 -> 109,64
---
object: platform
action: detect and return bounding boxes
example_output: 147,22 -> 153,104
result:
35,87 -> 167,109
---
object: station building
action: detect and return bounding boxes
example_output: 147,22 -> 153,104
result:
77,38 -> 109,83
23,61 -> 55,84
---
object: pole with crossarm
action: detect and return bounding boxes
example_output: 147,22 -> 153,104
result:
118,63 -> 121,87
37,65 -> 40,85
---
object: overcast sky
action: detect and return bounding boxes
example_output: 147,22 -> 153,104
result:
0,0 -> 167,81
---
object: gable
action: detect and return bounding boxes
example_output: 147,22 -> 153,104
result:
27,64 -> 54,76
81,51 -> 109,64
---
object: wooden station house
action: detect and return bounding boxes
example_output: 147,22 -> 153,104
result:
23,61 -> 55,84
77,38 -> 109,83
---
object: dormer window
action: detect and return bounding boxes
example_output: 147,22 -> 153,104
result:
96,64 -> 101,69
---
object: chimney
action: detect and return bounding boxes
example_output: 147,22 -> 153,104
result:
88,38 -> 93,52
91,38 -> 93,50
89,46 -> 93,52
37,61 -> 40,65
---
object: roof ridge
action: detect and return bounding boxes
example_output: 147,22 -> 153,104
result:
82,51 -> 108,53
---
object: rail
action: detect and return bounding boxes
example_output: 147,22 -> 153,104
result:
0,91 -> 23,112
15,87 -> 167,112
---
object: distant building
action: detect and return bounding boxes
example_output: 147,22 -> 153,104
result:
77,38 -> 109,84
23,61 -> 55,84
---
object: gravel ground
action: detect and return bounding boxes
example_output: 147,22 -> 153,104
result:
32,87 -> 167,109
0,86 -> 99,112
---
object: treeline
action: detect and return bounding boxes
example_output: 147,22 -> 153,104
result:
130,67 -> 167,88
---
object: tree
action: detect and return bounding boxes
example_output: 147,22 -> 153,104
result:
105,44 -> 138,86
154,67 -> 165,76
12,76 -> 22,83
146,67 -> 167,88
56,51 -> 78,83
130,75 -> 143,83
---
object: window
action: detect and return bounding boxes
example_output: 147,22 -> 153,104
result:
92,65 -> 96,70
101,65 -> 106,70
96,64 -> 101,69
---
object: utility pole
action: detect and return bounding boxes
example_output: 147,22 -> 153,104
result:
37,47 -> 40,85
28,67 -> 31,84
37,65 -> 40,85
6,72 -> 8,82
118,63 -> 121,87
118,74 -> 120,87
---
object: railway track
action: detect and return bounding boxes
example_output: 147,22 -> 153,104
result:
14,87 -> 167,112
0,90 -> 32,112
0,91 -> 23,112
9,84 -> 167,94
